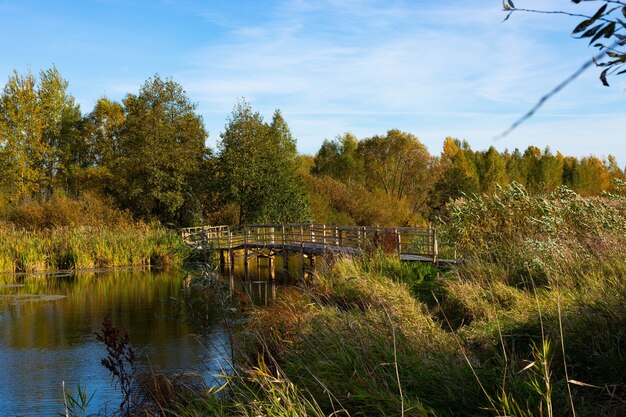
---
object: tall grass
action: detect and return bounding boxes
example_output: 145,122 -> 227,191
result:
0,194 -> 190,272
175,183 -> 626,417
61,183 -> 622,416
0,224 -> 189,272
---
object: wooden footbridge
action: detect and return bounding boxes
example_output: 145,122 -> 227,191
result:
181,224 -> 457,273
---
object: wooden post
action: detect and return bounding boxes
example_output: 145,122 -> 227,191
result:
219,250 -> 225,271
269,256 -> 275,280
433,228 -> 439,264
244,227 -> 249,277
395,227 -> 401,258
300,225 -> 305,275
322,224 -> 326,252
281,225 -> 288,272
202,230 -> 208,263
229,229 -> 235,269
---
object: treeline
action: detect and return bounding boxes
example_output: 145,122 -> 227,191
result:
0,68 -> 308,227
307,133 -> 625,225
0,67 -> 623,228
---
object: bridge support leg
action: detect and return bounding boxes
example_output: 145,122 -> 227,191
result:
219,250 -> 226,271
244,246 -> 249,279
268,256 -> 275,280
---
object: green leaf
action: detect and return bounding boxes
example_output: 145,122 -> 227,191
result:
590,4 -> 608,23
579,23 -> 603,39
589,22 -> 616,45
600,68 -> 610,86
573,19 -> 592,34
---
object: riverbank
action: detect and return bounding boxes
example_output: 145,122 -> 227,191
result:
0,224 -> 189,273
0,195 -> 190,273
176,185 -> 626,417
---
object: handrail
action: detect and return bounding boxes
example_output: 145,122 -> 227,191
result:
181,223 -> 457,262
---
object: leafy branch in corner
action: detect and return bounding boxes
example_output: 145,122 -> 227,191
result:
497,0 -> 626,139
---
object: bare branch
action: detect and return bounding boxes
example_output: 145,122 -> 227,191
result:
494,41 -> 616,141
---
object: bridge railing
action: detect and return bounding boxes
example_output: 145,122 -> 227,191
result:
182,224 -> 457,262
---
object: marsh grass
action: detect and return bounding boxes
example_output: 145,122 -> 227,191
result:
0,224 -> 189,272
70,184 -> 624,416
182,184 -> 626,417
0,194 -> 191,272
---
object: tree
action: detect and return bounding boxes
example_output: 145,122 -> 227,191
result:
429,138 -> 480,215
114,75 -> 208,225
263,110 -> 310,222
357,130 -> 433,216
505,148 -> 526,187
522,146 -> 543,192
577,155 -> 610,195
218,100 -> 309,225
38,67 -> 82,196
79,97 -> 126,194
312,133 -> 362,183
0,67 -> 80,201
84,97 -> 125,168
478,146 -> 508,194
0,70 -> 44,200
538,148 -> 564,192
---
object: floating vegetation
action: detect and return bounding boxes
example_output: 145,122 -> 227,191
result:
0,293 -> 66,304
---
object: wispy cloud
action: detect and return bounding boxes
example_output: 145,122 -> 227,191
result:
2,0 -> 624,162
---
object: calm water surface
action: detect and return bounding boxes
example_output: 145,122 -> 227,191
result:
0,268 -> 236,416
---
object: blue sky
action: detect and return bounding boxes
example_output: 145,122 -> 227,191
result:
1,0 -> 625,163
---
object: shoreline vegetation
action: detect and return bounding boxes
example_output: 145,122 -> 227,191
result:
163,184 -> 624,417
0,194 -> 189,273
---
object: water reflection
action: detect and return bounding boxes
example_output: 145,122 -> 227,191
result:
0,254 -> 307,416
0,269 -> 230,416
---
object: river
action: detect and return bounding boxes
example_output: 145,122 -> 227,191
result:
0,257 -> 299,416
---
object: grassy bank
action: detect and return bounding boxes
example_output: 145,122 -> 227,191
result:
170,184 -> 625,417
0,194 -> 190,272
0,224 -> 189,272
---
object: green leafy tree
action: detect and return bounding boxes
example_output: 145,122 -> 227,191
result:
84,97 -> 125,167
506,148 -> 526,187
312,133 -> 362,183
0,67 -> 80,201
357,129 -> 433,217
478,146 -> 508,194
218,100 -> 309,225
38,67 -> 82,196
114,75 -> 208,225
80,97 -> 126,193
0,70 -> 44,201
538,148 -> 564,192
522,146 -> 543,192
